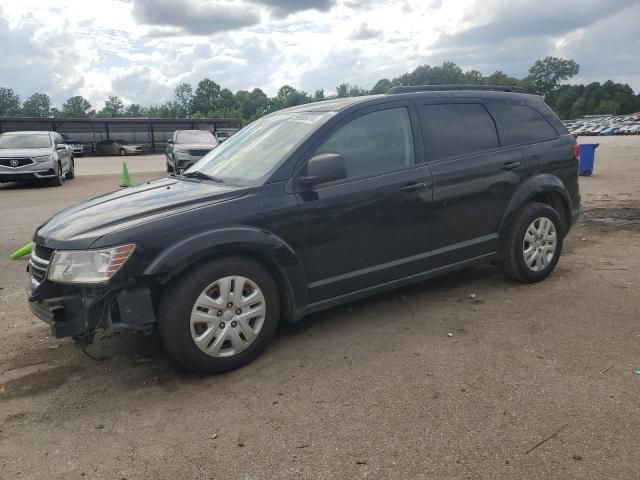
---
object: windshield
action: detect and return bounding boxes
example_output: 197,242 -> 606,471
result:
176,131 -> 216,144
186,111 -> 334,185
0,134 -> 52,149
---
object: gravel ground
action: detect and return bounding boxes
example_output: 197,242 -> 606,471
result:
0,138 -> 639,479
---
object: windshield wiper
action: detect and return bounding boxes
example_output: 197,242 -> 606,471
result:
182,170 -> 224,183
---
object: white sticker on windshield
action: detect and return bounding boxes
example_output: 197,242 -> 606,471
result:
285,113 -> 325,124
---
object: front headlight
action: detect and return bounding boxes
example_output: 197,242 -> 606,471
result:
173,148 -> 188,154
48,243 -> 135,284
33,155 -> 53,162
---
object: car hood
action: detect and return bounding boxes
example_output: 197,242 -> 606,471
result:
35,176 -> 251,248
0,148 -> 53,158
175,142 -> 217,149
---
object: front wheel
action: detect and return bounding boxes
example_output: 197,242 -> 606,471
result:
50,162 -> 63,186
503,202 -> 564,283
119,149 -> 126,156
158,257 -> 280,374
65,158 -> 75,179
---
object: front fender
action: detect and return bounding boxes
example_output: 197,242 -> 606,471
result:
144,225 -> 308,321
499,174 -> 573,244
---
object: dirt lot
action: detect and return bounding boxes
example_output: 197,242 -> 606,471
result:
1,140 -> 639,479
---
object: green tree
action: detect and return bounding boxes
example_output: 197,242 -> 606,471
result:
22,93 -> 50,117
314,89 -> 325,101
192,79 -> 221,115
594,99 -> 619,115
370,79 -> 392,94
174,82 -> 193,116
99,95 -> 124,117
62,95 -> 92,117
125,103 -> 146,117
527,57 -> 580,95
0,87 -> 21,115
569,97 -> 586,118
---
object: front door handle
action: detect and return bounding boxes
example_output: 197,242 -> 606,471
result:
500,161 -> 521,171
400,182 -> 427,192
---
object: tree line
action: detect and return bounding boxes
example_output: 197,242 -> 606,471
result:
0,57 -> 638,123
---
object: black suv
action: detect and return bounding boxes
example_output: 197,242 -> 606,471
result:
28,86 -> 580,373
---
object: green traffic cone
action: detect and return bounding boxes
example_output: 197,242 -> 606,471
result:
120,162 -> 131,187
11,242 -> 32,260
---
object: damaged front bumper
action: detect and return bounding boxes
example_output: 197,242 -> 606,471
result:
27,256 -> 157,341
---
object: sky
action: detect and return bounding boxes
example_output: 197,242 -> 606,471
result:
0,0 -> 639,109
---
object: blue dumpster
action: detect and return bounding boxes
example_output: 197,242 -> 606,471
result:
579,143 -> 598,176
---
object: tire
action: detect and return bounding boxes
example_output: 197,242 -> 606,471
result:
50,162 -> 63,187
503,202 -> 563,283
119,149 -> 126,156
166,159 -> 174,173
65,158 -> 75,179
158,256 -> 281,374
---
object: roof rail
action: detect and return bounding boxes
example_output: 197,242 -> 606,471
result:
385,84 -> 528,94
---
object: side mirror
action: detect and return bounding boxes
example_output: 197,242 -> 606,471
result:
56,144 -> 67,150
298,153 -> 346,187
167,139 -> 174,145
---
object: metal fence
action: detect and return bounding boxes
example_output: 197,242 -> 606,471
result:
0,117 -> 241,153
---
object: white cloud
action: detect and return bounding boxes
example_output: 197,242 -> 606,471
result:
0,0 -> 638,110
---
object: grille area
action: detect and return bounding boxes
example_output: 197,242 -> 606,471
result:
30,244 -> 54,284
188,149 -> 211,157
34,244 -> 54,261
0,157 -> 34,168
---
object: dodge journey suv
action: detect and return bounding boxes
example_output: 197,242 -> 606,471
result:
27,86 -> 580,373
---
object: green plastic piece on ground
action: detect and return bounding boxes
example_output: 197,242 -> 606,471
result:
120,162 -> 131,187
11,242 -> 33,260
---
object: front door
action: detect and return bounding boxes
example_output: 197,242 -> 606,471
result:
295,105 -> 433,303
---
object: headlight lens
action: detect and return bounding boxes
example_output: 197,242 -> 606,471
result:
33,155 -> 53,162
173,148 -> 188,154
48,243 -> 135,284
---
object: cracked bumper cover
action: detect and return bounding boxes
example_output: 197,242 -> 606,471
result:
28,280 -> 157,339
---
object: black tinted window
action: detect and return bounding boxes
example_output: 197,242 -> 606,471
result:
491,104 -> 557,145
419,104 -> 498,161
315,107 -> 415,179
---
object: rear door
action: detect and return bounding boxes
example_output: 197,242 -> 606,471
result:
417,101 -> 525,267
295,104 -> 433,302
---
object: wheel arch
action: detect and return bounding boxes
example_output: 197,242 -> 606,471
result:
144,226 -> 308,323
499,174 -> 573,247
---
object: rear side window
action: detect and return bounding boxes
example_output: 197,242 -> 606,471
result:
418,104 -> 499,161
490,103 -> 558,145
314,107 -> 415,179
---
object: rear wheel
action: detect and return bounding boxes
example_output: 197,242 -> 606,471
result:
159,256 -> 280,374
503,202 -> 563,283
119,149 -> 126,156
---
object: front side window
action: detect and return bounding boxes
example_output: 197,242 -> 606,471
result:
189,111 -> 334,185
314,107 -> 415,179
0,134 -> 52,149
419,103 -> 499,161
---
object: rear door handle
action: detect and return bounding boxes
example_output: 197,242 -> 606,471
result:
500,161 -> 521,171
400,182 -> 427,192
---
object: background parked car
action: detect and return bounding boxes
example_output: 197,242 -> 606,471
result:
0,131 -> 74,186
96,139 -> 144,156
61,134 -> 84,156
166,129 -> 218,172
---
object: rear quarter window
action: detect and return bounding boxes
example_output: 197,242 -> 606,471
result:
418,103 -> 499,161
490,103 -> 558,145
